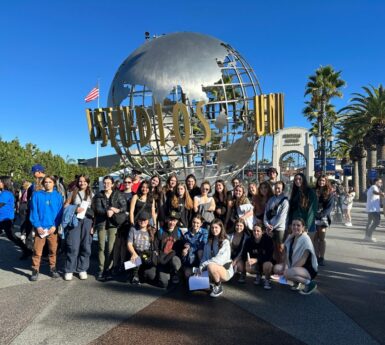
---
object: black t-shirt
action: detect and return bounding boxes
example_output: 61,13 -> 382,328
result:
242,234 -> 274,263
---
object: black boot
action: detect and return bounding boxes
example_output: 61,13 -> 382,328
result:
30,269 -> 39,282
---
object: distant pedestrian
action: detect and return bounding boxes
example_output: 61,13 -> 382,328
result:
342,187 -> 355,226
0,176 -> 32,259
364,178 -> 384,242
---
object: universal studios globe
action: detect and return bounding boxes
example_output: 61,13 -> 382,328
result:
107,32 -> 262,183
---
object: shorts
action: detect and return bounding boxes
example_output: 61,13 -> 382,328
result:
303,258 -> 317,280
272,230 -> 285,244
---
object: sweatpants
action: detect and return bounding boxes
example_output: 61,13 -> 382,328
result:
65,218 -> 93,273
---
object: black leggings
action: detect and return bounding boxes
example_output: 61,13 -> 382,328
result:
0,219 -> 31,254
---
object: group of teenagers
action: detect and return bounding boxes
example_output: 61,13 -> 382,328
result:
0,165 -> 337,297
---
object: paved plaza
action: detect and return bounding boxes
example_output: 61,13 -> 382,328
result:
1,203 -> 384,345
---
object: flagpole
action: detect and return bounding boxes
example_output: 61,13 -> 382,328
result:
96,78 -> 100,168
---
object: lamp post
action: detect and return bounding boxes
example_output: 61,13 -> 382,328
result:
319,98 -> 327,175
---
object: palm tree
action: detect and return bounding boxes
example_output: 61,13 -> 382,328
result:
334,117 -> 365,199
338,85 -> 385,194
340,85 -> 385,161
303,65 -> 346,169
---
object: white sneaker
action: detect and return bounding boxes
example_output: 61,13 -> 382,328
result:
64,273 -> 73,281
79,272 -> 88,280
345,222 -> 352,227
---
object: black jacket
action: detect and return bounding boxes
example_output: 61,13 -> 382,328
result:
92,190 -> 127,225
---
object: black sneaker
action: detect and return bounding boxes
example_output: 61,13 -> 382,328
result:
50,268 -> 60,279
104,270 -> 113,281
131,276 -> 141,286
171,274 -> 180,285
210,283 -> 223,297
318,257 -> 325,266
30,269 -> 39,282
299,281 -> 317,295
96,271 -> 105,281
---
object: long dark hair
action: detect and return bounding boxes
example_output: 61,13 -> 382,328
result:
185,174 -> 197,190
315,174 -> 332,200
150,175 -> 162,201
290,173 -> 311,209
67,174 -> 92,205
0,176 -> 13,192
213,179 -> 228,203
208,219 -> 228,249
137,180 -> 153,203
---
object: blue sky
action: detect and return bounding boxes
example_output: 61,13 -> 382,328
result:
1,0 -> 384,164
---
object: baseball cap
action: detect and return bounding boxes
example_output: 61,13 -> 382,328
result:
168,210 -> 181,220
31,164 -> 45,174
138,212 -> 151,221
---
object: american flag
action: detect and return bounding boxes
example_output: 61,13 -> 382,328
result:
84,86 -> 99,103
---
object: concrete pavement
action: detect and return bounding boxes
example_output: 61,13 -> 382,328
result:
0,203 -> 384,345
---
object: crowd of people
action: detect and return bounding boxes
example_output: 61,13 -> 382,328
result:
1,164 -> 362,298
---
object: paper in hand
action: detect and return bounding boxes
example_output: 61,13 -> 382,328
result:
189,271 -> 210,290
76,201 -> 90,219
124,257 -> 142,270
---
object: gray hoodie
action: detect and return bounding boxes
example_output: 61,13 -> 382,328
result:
263,194 -> 289,232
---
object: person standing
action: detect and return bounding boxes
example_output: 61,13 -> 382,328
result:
185,174 -> 201,200
193,181 -> 216,229
112,176 -> 134,274
19,164 -> 46,260
288,173 -> 318,238
0,176 -> 32,258
93,175 -> 127,281
267,167 -> 279,188
365,178 -> 384,242
63,175 -> 94,281
263,181 -> 289,265
131,169 -> 143,194
213,179 -> 229,224
29,176 -> 63,281
343,187 -> 355,227
314,175 -> 334,266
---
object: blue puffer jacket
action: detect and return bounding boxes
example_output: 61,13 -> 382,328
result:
61,205 -> 79,230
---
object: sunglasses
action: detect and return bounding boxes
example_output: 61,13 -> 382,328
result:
124,181 -> 132,184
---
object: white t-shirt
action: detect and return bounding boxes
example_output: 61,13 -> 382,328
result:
366,185 -> 381,212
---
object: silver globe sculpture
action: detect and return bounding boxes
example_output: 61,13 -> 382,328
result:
108,32 -> 262,183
